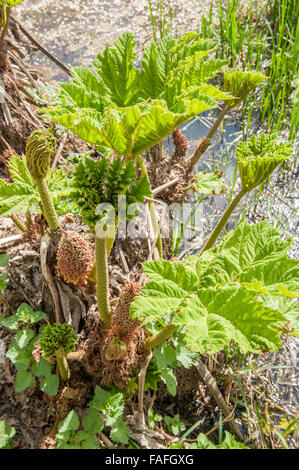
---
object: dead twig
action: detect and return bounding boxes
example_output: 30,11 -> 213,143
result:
10,16 -> 72,76
197,358 -> 244,441
51,131 -> 68,169
0,233 -> 23,247
40,233 -> 64,324
7,49 -> 40,90
137,351 -> 153,430
152,177 -> 180,195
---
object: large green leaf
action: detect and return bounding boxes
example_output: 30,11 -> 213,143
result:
191,221 -> 294,287
241,257 -> 298,298
93,32 -> 139,107
0,155 -> 72,216
165,56 -> 228,108
0,180 -> 36,216
60,66 -> 106,112
131,263 -> 285,354
262,296 -> 299,335
43,32 -> 230,152
189,171 -> 226,194
139,36 -> 176,100
131,221 -> 298,353
139,33 -> 224,105
48,99 -> 216,157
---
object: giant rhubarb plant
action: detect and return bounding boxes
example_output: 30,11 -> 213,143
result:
42,32 -> 266,252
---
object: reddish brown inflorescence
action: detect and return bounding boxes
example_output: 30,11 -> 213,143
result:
113,282 -> 142,337
80,282 -> 147,389
147,128 -> 190,203
56,230 -> 94,285
171,128 -> 188,161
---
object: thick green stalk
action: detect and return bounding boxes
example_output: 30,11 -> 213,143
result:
143,324 -> 177,350
95,234 -> 112,328
201,188 -> 247,254
35,178 -> 59,231
56,348 -> 70,381
137,154 -> 163,257
106,217 -> 117,257
0,5 -> 10,43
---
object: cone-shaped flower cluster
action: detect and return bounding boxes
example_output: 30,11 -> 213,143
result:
114,282 -> 142,336
56,231 -> 94,285
171,128 -> 188,160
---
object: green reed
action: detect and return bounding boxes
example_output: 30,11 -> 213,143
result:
200,0 -> 299,139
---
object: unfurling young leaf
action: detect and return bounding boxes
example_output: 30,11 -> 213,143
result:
223,69 -> 267,107
235,133 -> 293,191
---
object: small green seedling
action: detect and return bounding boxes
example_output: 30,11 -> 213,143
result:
164,414 -> 186,436
55,386 -> 130,448
147,408 -> 163,430
0,420 -> 16,449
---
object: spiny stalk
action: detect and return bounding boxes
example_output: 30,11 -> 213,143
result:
201,188 -> 246,253
25,129 -> 59,232
188,103 -> 232,169
95,233 -> 112,328
143,324 -> 177,350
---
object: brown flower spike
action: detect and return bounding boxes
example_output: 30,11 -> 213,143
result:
56,230 -> 94,285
